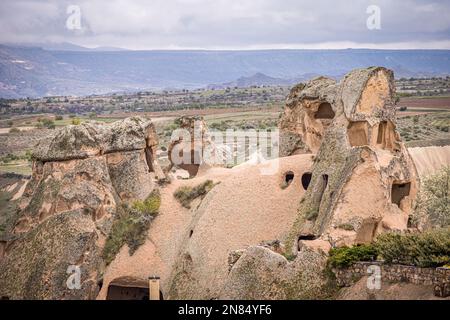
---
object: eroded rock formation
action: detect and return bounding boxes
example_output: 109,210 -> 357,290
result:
168,116 -> 225,177
280,67 -> 418,250
0,67 -> 423,300
0,117 -> 163,299
215,67 -> 419,299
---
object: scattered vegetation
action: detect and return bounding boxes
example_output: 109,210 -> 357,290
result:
174,180 -> 216,209
337,223 -> 355,231
328,228 -> 450,269
412,166 -> 450,228
375,228 -> 450,267
327,244 -> 378,269
102,190 -> 161,265
71,118 -> 81,125
305,208 -> 319,220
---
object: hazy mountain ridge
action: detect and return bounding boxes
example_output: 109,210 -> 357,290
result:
1,44 -> 450,98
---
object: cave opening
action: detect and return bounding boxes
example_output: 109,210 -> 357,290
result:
105,276 -> 164,300
298,234 -> 317,241
314,102 -> 335,119
106,285 -> 150,300
284,171 -> 295,186
391,182 -> 411,207
301,172 -> 312,190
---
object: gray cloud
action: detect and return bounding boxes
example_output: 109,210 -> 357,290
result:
0,0 -> 449,49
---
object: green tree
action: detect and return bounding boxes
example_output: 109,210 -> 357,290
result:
413,166 -> 450,228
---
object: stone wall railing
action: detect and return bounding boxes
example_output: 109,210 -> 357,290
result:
332,261 -> 450,298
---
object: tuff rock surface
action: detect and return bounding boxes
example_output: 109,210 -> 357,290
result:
0,117 -> 163,299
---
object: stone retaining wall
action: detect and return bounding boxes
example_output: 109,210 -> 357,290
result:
333,261 -> 450,297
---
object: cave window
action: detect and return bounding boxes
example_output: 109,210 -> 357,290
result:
391,182 -> 411,207
314,102 -> 335,119
301,172 -> 312,190
377,121 -> 387,144
376,120 -> 397,151
284,171 -> 294,186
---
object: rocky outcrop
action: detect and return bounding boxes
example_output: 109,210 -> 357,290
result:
0,117 -> 163,299
280,67 -> 418,253
168,116 -> 225,177
220,246 -> 332,299
206,67 -> 419,300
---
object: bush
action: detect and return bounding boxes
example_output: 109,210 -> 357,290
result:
328,244 -> 378,269
375,228 -> 450,267
41,119 -> 55,129
174,180 -> 215,208
102,190 -> 161,265
412,166 -> 450,228
132,190 -> 161,217
8,127 -> 20,133
71,118 -> 81,125
55,115 -> 63,121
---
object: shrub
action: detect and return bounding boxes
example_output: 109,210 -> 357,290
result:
174,180 -> 215,208
41,119 -> 55,129
327,244 -> 378,269
132,190 -> 161,217
102,190 -> 161,265
375,228 -> 450,267
412,166 -> 450,228
71,118 -> 81,125
55,115 -> 63,121
8,127 -> 20,133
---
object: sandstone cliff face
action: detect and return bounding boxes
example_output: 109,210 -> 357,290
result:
280,67 -> 418,252
0,117 -> 162,299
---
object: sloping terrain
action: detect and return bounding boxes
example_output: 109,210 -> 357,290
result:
1,45 -> 450,97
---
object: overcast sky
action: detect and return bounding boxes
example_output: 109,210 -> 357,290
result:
1,0 -> 449,50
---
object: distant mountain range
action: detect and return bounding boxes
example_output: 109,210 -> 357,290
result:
1,44 -> 450,98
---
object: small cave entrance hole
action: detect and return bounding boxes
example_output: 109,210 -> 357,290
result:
301,172 -> 312,190
391,182 -> 411,208
189,230 -> 194,238
284,171 -> 295,186
105,277 -> 164,300
314,102 -> 335,119
298,234 -> 317,241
